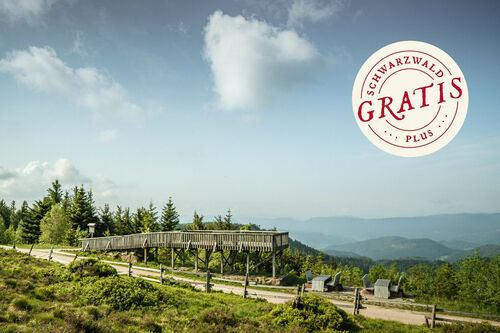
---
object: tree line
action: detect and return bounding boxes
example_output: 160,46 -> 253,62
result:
0,180 -> 235,246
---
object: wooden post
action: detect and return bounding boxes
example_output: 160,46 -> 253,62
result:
353,288 -> 359,315
28,244 -> 34,256
272,251 -> 276,278
48,247 -> 53,261
144,248 -> 148,264
243,273 -> 249,298
181,249 -> 185,266
194,249 -> 198,271
206,270 -> 211,293
73,254 -> 78,263
205,250 -> 210,271
171,248 -> 175,269
431,304 -> 436,328
246,252 -> 250,275
12,240 -> 15,249
279,250 -> 283,274
296,284 -> 300,297
160,264 -> 163,285
301,284 -> 305,297
220,251 -> 224,275
128,262 -> 132,277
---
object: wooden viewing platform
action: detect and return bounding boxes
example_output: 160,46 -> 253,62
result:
80,230 -> 289,278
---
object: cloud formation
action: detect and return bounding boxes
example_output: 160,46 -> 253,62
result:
287,0 -> 345,28
0,159 -> 116,201
0,0 -> 62,24
0,46 -> 141,119
203,10 -> 321,110
96,129 -> 118,143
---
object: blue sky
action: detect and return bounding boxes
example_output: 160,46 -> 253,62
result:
0,0 -> 499,220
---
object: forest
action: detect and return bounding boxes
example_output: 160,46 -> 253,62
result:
0,180 -> 499,316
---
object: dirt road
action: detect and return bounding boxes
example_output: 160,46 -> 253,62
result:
3,246 -> 499,328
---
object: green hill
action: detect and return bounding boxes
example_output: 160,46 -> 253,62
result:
325,236 -> 464,260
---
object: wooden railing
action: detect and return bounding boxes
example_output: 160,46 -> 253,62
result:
80,230 -> 289,252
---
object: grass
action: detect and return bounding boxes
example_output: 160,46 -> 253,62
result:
1,248 -> 498,332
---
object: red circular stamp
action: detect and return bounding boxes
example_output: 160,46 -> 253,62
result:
352,41 -> 468,157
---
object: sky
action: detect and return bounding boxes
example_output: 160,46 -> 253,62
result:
0,0 -> 499,221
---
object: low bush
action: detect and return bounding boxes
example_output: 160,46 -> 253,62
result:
66,258 -> 117,280
269,294 -> 357,332
73,276 -> 178,310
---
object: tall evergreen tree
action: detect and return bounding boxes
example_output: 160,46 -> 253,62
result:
132,207 -> 146,234
223,209 -> 233,230
190,211 -> 205,230
69,186 -> 88,231
214,215 -> 224,230
61,191 -> 71,213
99,204 -> 115,236
48,180 -> 63,205
160,197 -> 180,231
19,197 -> 51,243
122,207 -> 133,235
0,200 -> 11,228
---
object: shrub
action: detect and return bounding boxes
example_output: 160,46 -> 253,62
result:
73,276 -> 178,310
11,297 -> 32,311
269,294 -> 356,332
67,258 -> 117,280
200,306 -> 237,326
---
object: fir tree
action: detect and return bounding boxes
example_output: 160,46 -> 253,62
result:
132,207 -> 146,234
19,197 -> 51,243
122,207 -> 133,235
0,200 -> 11,228
99,204 -> 114,236
214,215 -> 224,230
69,186 -> 88,231
48,179 -> 63,205
223,209 -> 233,230
61,191 -> 71,213
160,197 -> 180,231
190,211 -> 205,230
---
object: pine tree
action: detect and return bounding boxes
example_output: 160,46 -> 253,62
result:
160,197 -> 180,231
214,215 -> 224,230
132,207 -> 146,234
190,211 -> 205,230
69,186 -> 88,231
85,189 -> 99,232
122,207 -> 133,235
99,204 -> 115,236
19,197 -> 51,243
61,191 -> 71,213
0,200 -> 11,229
223,209 -> 233,230
48,180 -> 63,205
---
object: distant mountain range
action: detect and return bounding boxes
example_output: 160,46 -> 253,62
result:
242,213 -> 500,249
323,236 -> 500,261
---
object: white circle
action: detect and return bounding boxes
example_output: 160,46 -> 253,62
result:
352,41 -> 468,157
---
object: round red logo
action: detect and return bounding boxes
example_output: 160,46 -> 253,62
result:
352,41 -> 468,157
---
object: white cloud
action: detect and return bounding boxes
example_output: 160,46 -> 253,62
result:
0,0 -> 63,24
0,46 -> 142,120
0,158 -> 116,201
203,10 -> 321,110
96,129 -> 118,143
287,0 -> 345,28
